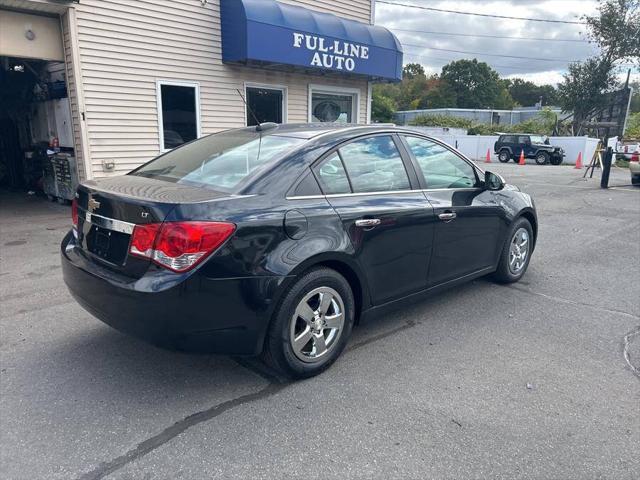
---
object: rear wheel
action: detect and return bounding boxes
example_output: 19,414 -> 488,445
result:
492,217 -> 533,283
498,150 -> 511,163
262,268 -> 355,379
535,151 -> 549,165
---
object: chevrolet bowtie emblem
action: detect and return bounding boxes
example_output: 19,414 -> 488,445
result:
87,196 -> 101,212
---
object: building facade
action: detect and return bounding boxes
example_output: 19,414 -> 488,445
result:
0,0 -> 402,185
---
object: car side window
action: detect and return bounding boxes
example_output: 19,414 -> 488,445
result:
338,136 -> 410,193
518,136 -> 530,144
315,153 -> 351,195
403,136 -> 478,189
503,135 -> 515,143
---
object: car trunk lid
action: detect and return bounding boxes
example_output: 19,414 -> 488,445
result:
75,175 -> 230,277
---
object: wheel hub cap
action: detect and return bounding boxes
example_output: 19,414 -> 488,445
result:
289,287 -> 345,363
509,227 -> 530,274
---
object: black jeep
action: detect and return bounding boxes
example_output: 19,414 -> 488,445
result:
494,134 -> 564,165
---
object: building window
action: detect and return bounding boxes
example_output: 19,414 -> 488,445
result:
245,84 -> 286,126
309,85 -> 359,124
157,81 -> 200,151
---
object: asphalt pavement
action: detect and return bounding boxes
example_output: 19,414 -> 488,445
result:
1,163 -> 639,480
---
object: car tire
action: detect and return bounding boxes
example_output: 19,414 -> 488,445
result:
631,174 -> 640,186
492,217 -> 534,284
535,151 -> 549,165
550,156 -> 563,165
262,267 -> 355,379
498,150 -> 511,163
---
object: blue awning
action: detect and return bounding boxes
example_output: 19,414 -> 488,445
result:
220,0 -> 403,82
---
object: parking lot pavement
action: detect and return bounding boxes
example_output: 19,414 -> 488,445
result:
1,164 -> 638,480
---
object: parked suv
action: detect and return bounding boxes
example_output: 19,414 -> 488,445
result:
495,134 -> 564,165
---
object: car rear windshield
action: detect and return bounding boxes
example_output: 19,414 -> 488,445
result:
130,129 -> 305,192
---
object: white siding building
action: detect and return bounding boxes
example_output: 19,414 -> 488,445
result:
0,0 -> 402,185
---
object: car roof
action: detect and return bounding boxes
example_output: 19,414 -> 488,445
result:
251,122 -> 400,140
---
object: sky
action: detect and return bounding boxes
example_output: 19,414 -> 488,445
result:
374,0 -> 639,85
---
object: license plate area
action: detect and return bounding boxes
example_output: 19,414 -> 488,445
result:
82,212 -> 134,266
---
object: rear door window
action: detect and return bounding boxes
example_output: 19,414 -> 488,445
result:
338,136 -> 410,193
403,136 -> 478,189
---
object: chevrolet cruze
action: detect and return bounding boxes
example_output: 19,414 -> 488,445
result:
62,124 -> 537,378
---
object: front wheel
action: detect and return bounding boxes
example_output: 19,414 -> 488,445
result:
498,150 -> 511,163
262,268 -> 355,379
550,156 -> 563,165
535,152 -> 549,165
492,217 -> 534,283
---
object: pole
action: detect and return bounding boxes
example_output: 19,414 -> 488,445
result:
600,147 -> 613,189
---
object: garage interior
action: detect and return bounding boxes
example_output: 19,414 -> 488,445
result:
0,7 -> 78,202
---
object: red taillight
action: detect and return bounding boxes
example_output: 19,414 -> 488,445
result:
129,221 -> 235,273
71,198 -> 78,228
129,223 -> 161,258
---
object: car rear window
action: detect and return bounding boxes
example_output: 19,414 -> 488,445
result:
130,129 -> 304,192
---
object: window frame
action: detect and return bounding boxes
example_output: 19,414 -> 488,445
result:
398,134 -> 482,190
308,84 -> 361,124
156,80 -> 202,153
244,82 -> 288,126
311,133 -> 420,196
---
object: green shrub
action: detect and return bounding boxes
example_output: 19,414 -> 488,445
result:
409,112 -> 558,136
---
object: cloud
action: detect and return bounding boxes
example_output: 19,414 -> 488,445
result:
375,0 -> 638,85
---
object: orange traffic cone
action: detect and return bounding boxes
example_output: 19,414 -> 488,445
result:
485,148 -> 491,163
518,150 -> 525,165
574,152 -> 583,169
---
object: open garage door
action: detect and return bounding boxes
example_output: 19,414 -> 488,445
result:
1,7 -> 80,201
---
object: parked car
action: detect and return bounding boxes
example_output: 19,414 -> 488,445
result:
495,134 -> 564,165
62,124 -> 537,379
616,141 -> 640,161
629,151 -> 640,185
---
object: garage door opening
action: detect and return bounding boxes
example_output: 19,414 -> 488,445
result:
0,8 -> 79,204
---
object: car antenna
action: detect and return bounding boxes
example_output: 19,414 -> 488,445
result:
236,88 -> 264,131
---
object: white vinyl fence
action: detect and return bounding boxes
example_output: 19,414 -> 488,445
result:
406,128 -> 600,165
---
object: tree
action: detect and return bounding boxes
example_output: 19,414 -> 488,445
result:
507,78 -> 559,107
558,58 -> 617,129
629,81 -> 640,113
440,59 -> 511,109
584,0 -> 640,63
371,90 -> 396,122
558,0 -> 640,132
402,63 -> 426,80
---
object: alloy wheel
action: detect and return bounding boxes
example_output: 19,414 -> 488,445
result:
289,286 -> 345,363
509,227 -> 530,274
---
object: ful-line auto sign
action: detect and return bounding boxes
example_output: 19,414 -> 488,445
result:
292,32 -> 370,72
220,0 -> 403,81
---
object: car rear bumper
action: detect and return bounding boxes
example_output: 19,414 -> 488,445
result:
61,232 -> 287,355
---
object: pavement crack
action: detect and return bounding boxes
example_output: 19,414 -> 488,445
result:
75,319 -> 418,479
622,326 -> 640,380
75,383 -> 286,480
507,284 -> 639,320
346,319 -> 418,352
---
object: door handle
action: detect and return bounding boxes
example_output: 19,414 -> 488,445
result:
355,218 -> 381,228
438,212 -> 457,222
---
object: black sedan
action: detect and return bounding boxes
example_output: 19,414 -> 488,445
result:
62,123 -> 537,378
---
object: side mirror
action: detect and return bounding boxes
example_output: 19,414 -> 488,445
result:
485,171 -> 505,191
